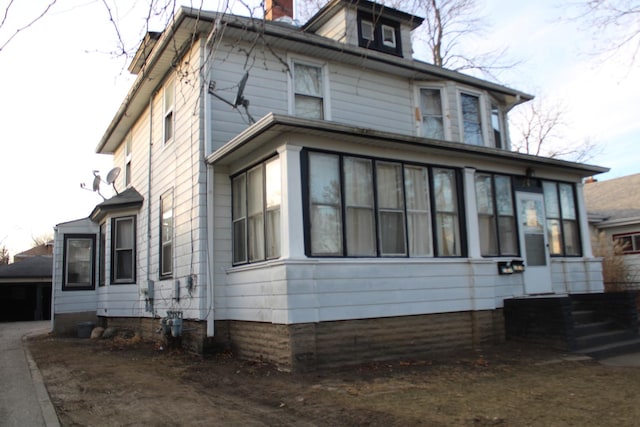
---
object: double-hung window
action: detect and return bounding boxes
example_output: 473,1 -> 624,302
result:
491,103 -> 504,149
63,235 -> 96,291
99,224 -> 106,287
111,216 -> 136,283
419,88 -> 445,140
475,173 -> 518,256
163,79 -> 175,144
543,181 -> 581,256
460,92 -> 484,146
232,156 -> 281,265
124,135 -> 132,187
305,150 -> 462,258
293,62 -> 325,120
613,232 -> 640,254
160,191 -> 173,278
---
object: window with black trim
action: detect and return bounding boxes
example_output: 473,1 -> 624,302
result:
111,216 -> 136,283
232,156 -> 281,265
475,173 -> 518,256
160,191 -> 173,278
543,181 -> 581,256
305,150 -> 463,258
357,13 -> 402,56
99,223 -> 106,287
613,232 -> 640,254
63,234 -> 95,291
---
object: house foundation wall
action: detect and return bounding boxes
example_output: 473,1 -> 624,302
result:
219,310 -> 505,371
53,312 -> 99,335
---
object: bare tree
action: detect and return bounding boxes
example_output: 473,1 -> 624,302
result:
510,98 -> 599,162
0,245 -> 9,265
31,232 -> 54,248
569,0 -> 640,64
0,0 -> 58,52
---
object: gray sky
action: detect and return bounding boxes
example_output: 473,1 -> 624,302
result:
0,0 -> 638,256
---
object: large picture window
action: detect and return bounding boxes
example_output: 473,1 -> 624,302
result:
305,150 -> 463,258
543,181 -> 581,256
475,173 -> 518,256
111,216 -> 136,283
232,156 -> 281,265
160,191 -> 173,278
63,235 -> 96,291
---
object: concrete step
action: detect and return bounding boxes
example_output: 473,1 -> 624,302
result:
574,329 -> 636,350
577,337 -> 640,359
572,309 -> 598,324
573,320 -> 616,337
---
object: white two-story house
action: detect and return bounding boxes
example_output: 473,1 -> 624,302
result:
52,0 -> 608,370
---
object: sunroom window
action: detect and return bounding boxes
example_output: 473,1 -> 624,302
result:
232,156 -> 281,265
305,150 -> 462,258
543,181 -> 581,256
475,173 -> 518,256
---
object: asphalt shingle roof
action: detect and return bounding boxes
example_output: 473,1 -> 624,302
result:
584,173 -> 640,221
0,256 -> 52,280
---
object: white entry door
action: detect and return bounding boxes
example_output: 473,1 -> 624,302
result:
516,192 -> 553,295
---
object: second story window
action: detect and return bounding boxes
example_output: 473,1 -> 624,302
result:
124,135 -> 132,187
163,79 -> 175,144
160,191 -> 173,278
460,92 -> 484,146
491,103 -> 504,149
293,62 -> 325,120
419,88 -> 445,140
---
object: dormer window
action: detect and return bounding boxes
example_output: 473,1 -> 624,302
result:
357,12 -> 401,56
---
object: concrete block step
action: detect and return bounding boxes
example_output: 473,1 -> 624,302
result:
572,310 -> 597,324
577,337 -> 640,359
573,320 -> 616,337
574,329 -> 636,350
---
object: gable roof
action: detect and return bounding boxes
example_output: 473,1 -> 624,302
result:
584,173 -> 640,222
96,5 -> 533,155
0,256 -> 52,283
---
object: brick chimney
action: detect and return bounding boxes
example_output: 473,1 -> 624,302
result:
265,0 -> 294,21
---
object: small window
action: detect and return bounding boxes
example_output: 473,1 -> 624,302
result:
163,79 -> 175,144
293,62 -> 324,120
613,232 -> 640,254
160,191 -> 173,278
63,235 -> 96,291
361,20 -> 374,41
460,92 -> 483,146
420,88 -> 445,139
112,216 -> 136,283
491,104 -> 504,149
124,135 -> 132,187
381,25 -> 396,48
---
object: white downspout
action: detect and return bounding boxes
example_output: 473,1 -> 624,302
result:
146,95 -> 154,313
204,27 -> 217,337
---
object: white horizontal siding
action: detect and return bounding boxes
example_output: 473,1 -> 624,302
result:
551,258 -> 604,294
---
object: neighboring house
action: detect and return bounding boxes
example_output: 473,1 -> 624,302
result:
53,0 -> 609,370
585,173 -> 640,287
0,254 -> 52,321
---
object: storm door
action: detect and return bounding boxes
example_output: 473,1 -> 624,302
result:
515,192 -> 553,294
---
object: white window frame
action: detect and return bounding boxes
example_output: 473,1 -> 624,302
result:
111,216 -> 136,284
124,133 -> 132,187
457,88 -> 488,147
381,24 -> 397,48
415,84 -> 450,140
160,190 -> 173,278
288,56 -> 331,121
163,78 -> 175,145
490,101 -> 506,149
361,20 -> 374,41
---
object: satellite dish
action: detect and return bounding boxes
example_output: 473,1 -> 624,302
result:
208,72 -> 255,124
106,167 -> 121,195
233,72 -> 249,107
106,167 -> 121,185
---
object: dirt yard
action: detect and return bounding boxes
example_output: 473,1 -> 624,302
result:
28,332 -> 640,426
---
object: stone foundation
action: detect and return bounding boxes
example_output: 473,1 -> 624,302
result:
73,310 -> 504,371
53,312 -> 99,335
